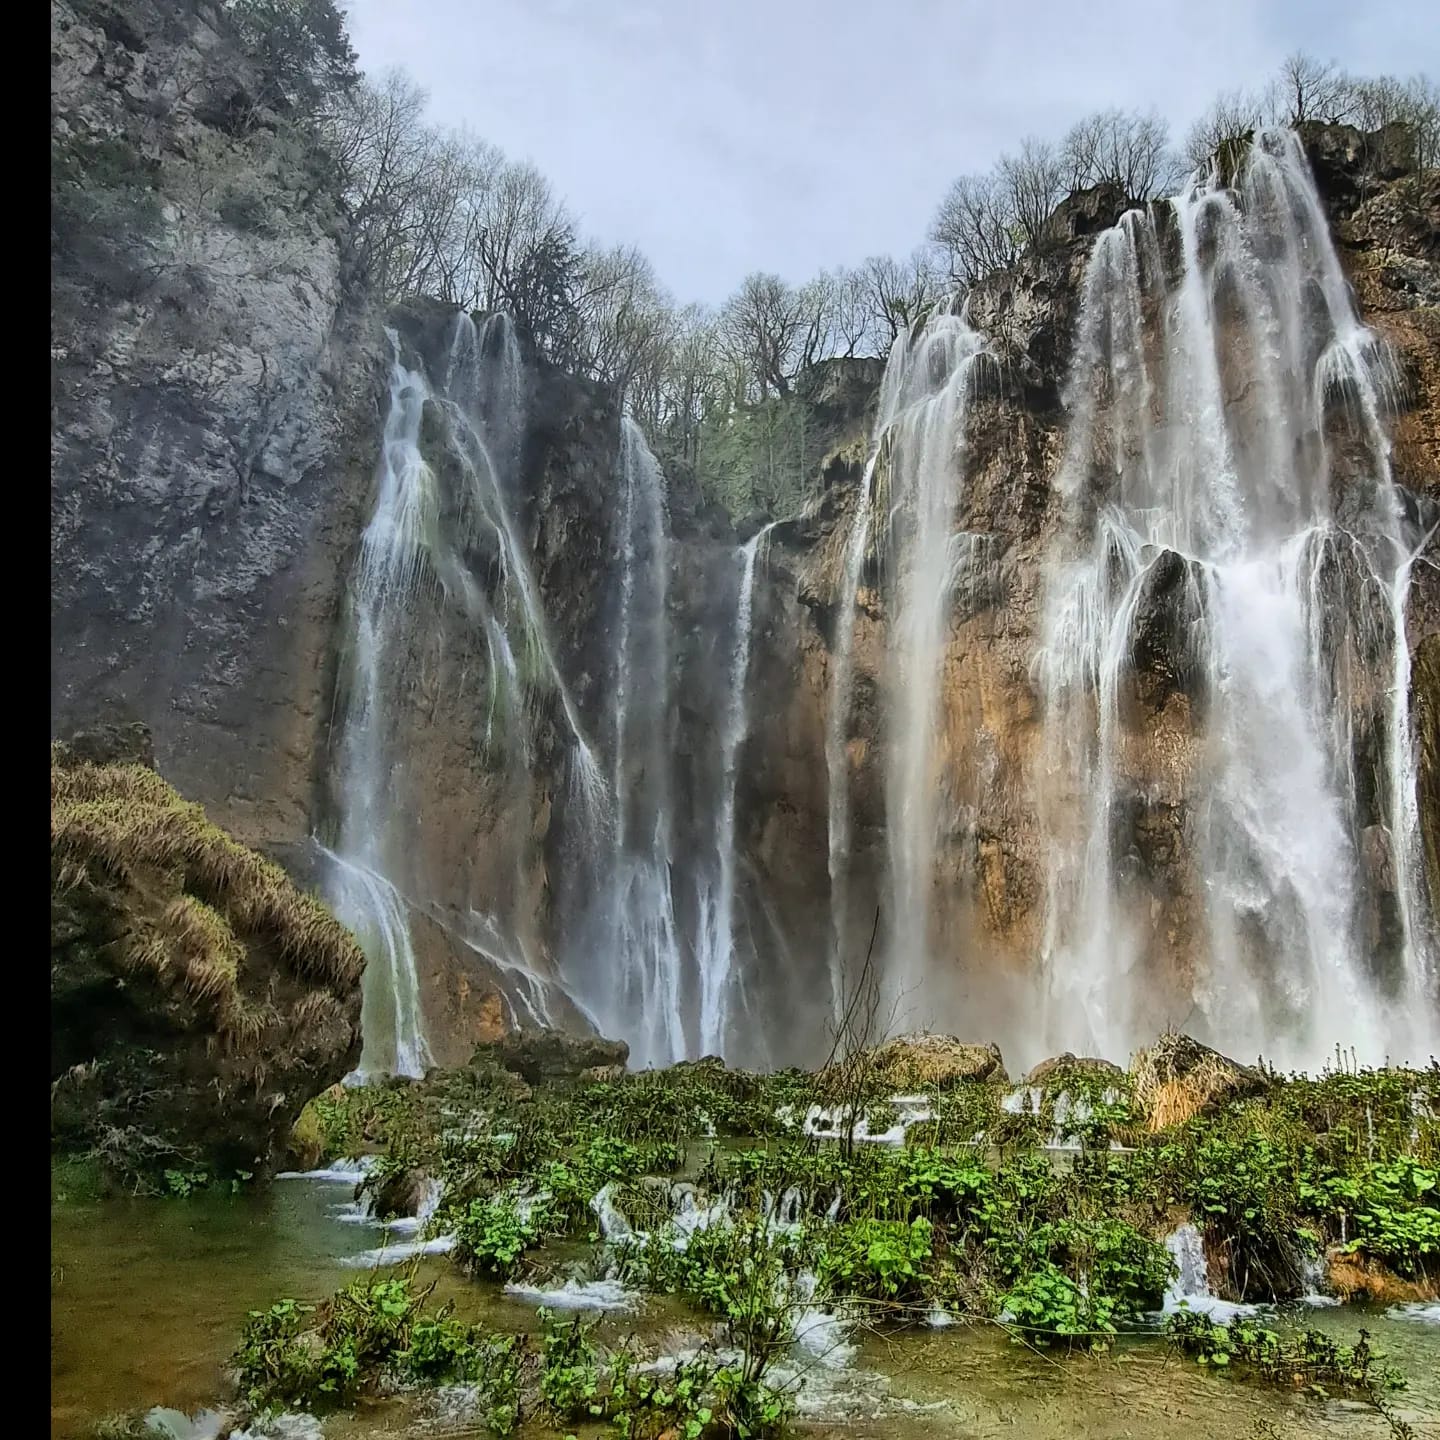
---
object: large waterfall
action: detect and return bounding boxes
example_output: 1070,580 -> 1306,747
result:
332,128 -> 1436,1079
326,314 -> 603,1076
1035,128 -> 1434,1067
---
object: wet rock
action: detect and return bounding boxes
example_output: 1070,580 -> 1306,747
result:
1127,548 -> 1205,716
50,733 -> 364,1183
1130,1031 -> 1268,1130
363,1165 -> 432,1220
1414,634 -> 1440,928
1023,1054 -> 1124,1088
1040,181 -> 1133,247
863,1033 -> 1008,1090
473,1029 -> 629,1086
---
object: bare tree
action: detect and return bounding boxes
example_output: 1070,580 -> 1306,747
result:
859,250 -> 944,346
1266,52 -> 1359,126
827,267 -> 877,358
999,136 -> 1067,249
719,272 -> 813,400
1345,72 -> 1440,168
930,171 -> 1021,285
1060,108 -> 1183,199
1183,87 -> 1266,171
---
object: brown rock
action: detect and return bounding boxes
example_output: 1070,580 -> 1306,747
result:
1326,1248 -> 1439,1304
863,1033 -> 1008,1090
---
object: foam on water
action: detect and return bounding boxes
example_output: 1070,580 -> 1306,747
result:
338,1234 -> 456,1268
503,1277 -> 638,1312
1161,1224 -> 1263,1321
274,1157 -> 374,1184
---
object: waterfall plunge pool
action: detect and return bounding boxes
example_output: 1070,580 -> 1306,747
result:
51,1165 -> 1440,1440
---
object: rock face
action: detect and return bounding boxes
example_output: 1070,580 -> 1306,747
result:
473,1030 -> 630,1086
50,728 -> 364,1182
50,0 -> 381,854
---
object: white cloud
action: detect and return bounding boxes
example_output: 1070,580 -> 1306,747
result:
343,0 -> 1439,303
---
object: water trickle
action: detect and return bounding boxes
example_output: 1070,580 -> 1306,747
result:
697,521 -> 778,1058
1162,1223 -> 1260,1320
327,314 -> 601,1077
575,418 -> 687,1068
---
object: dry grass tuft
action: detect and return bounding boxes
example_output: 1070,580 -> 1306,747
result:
1132,1029 -> 1267,1131
52,753 -> 365,1040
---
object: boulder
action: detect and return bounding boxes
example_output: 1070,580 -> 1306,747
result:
473,1028 -> 629,1086
50,731 -> 364,1184
1130,1031 -> 1268,1130
1023,1054 -> 1125,1088
363,1165 -> 432,1220
862,1033 -> 1008,1091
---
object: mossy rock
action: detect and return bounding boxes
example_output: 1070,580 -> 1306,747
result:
471,1027 -> 629,1085
861,1033 -> 1008,1091
1131,1031 -> 1267,1131
51,729 -> 364,1186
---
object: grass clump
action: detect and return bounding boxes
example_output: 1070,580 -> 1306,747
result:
1164,1311 -> 1405,1396
52,755 -> 364,999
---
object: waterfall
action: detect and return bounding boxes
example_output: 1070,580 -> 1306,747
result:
1036,127 -> 1434,1067
581,419 -> 687,1069
327,314 -> 602,1077
825,310 -> 991,1032
825,350 -> 909,1026
696,521 -> 777,1057
326,336 -> 438,1078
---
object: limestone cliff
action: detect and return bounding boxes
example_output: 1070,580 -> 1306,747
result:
49,8 -> 1440,1079
50,0 -> 382,854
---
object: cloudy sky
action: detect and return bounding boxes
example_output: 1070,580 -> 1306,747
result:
344,0 -> 1437,305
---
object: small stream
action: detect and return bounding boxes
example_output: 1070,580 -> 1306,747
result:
51,1174 -> 1440,1440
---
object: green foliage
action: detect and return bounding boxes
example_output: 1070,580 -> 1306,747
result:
1304,1157 -> 1440,1276
693,395 -> 817,520
230,0 -> 357,113
453,1194 -> 541,1278
1164,1311 -> 1405,1395
818,1217 -> 934,1302
537,1308 -> 603,1421
234,1277 -> 423,1412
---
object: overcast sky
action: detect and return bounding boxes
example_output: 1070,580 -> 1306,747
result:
344,0 -> 1438,306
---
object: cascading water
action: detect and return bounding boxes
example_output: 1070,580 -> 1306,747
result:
696,521 -> 777,1058
1036,126 -> 1435,1067
579,419 -> 687,1068
825,353 -> 909,1026
326,338 -> 439,1078
327,314 -> 604,1076
826,309 -> 992,1031
575,459 -> 780,1066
